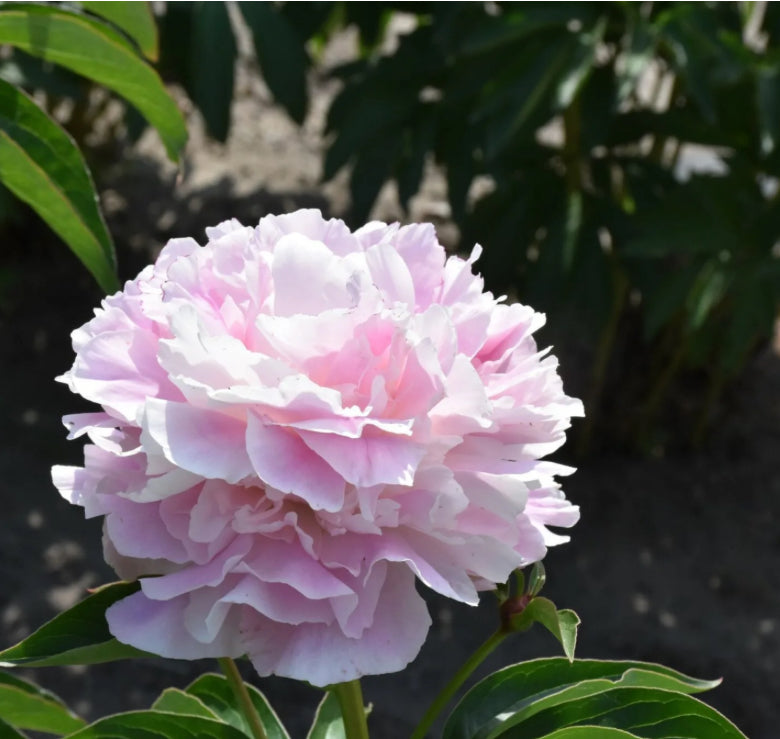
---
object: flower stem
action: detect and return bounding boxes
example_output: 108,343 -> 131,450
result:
410,630 -> 507,739
218,658 -> 268,739
333,680 -> 369,739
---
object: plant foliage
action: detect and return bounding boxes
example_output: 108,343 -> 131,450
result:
0,1 -> 185,292
443,658 -> 744,739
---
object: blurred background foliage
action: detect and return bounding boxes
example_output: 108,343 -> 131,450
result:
3,1 -> 780,454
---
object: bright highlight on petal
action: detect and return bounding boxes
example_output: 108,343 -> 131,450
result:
53,209 -> 582,686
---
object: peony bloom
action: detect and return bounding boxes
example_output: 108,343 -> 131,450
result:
53,210 -> 582,686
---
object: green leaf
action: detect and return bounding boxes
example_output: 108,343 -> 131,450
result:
80,1 -> 159,61
279,2 -> 336,46
508,598 -> 579,662
684,261 -> 728,332
239,2 -> 309,123
562,189 -> 583,274
0,581 -> 152,667
0,3 -> 186,161
306,692 -> 346,739
541,728 -> 641,738
756,63 -> 780,155
186,674 -> 291,739
343,4 -> 392,53
65,710 -> 249,739
657,5 -> 743,124
555,17 -> 606,109
552,611 -> 579,662
324,91 -> 412,181
188,2 -> 236,142
349,137 -> 400,224
717,260 -> 780,374
526,562 -> 546,597
0,670 -> 58,697
455,5 -> 601,57
443,126 -> 476,223
639,262 -> 700,340
621,177 -> 738,260
152,689 -> 220,720
478,668 -> 725,739
478,34 -> 575,161
510,686 -> 746,739
443,658 -> 721,739
618,667 -> 721,693
396,105 -> 435,209
0,77 -> 118,293
0,717 -> 27,739
0,681 -> 85,734
0,48 -> 86,99
617,13 -> 656,104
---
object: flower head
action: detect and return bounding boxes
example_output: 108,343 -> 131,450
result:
53,210 -> 582,685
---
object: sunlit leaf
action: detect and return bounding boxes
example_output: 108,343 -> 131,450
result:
540,728 -> 641,738
0,77 -> 117,292
505,685 -> 746,739
684,261 -> 728,331
186,674 -> 291,739
0,3 -> 186,160
152,689 -> 219,720
0,673 -> 85,734
617,11 -> 656,104
508,598 -> 579,662
306,692 -> 346,739
0,581 -> 151,667
443,658 -> 722,739
80,1 -> 159,61
66,710 -> 248,739
555,16 -> 606,109
0,717 -> 26,739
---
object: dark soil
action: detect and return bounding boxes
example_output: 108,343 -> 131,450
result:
1,59 -> 778,738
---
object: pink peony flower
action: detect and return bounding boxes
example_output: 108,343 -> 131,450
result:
53,210 -> 583,686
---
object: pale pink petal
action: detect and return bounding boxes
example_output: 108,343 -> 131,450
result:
272,234 -> 360,317
262,209 -> 360,256
104,498 -> 189,563
236,539 -> 353,600
221,576 -> 334,626
244,564 -> 430,686
143,399 -> 253,484
140,537 -> 251,600
365,242 -> 416,306
107,591 -> 243,658
245,412 -> 346,512
299,429 -> 425,488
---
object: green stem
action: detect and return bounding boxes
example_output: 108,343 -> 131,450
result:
333,680 -> 369,739
218,658 -> 268,739
411,630 -> 507,739
562,96 -> 583,194
576,265 -> 628,457
636,324 -> 687,446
